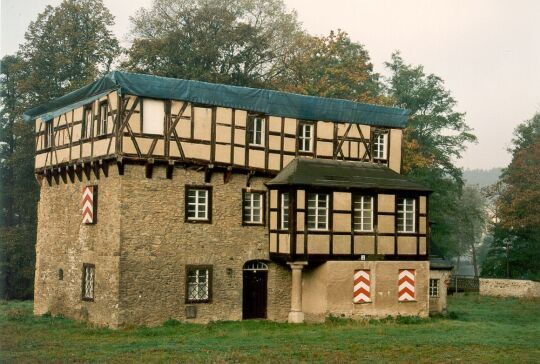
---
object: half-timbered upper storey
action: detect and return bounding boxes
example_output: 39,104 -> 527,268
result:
25,72 -> 409,176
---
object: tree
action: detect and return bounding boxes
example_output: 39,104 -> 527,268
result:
18,0 -> 120,103
0,55 -> 38,299
272,30 -> 388,104
455,186 -> 488,276
385,53 -> 477,257
123,0 -> 302,87
482,113 -> 540,279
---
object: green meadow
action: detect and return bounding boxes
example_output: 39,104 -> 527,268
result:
1,295 -> 539,363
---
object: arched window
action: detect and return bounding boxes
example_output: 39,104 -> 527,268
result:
243,261 -> 268,271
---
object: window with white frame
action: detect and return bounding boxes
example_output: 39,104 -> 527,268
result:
397,197 -> 416,232
298,122 -> 314,152
280,192 -> 289,230
186,266 -> 211,303
248,116 -> 265,146
82,105 -> 93,139
373,132 -> 388,160
82,264 -> 95,301
429,278 -> 440,297
307,193 -> 329,230
353,195 -> 374,231
186,187 -> 210,222
243,191 -> 264,224
44,121 -> 54,148
97,101 -> 108,136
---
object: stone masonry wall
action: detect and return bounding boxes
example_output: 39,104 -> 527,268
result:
429,269 -> 451,314
34,168 -> 122,327
480,278 -> 540,298
117,165 -> 291,326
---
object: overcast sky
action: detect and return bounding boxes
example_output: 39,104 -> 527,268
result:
2,0 -> 539,170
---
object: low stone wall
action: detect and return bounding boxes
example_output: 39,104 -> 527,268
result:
480,278 -> 540,298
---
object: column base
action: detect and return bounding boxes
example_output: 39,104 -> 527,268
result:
288,310 -> 305,323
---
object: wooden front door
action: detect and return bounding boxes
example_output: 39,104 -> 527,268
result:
243,269 -> 268,319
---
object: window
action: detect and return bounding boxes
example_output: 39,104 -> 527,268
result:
82,105 -> 93,139
82,264 -> 95,301
353,195 -> 374,231
97,101 -> 108,136
58,269 -> 64,281
44,121 -> 54,148
397,197 -> 416,233
280,192 -> 289,230
307,193 -> 329,230
429,279 -> 440,297
186,266 -> 212,303
373,132 -> 388,160
243,190 -> 265,225
248,116 -> 265,146
298,122 -> 314,152
185,187 -> 211,222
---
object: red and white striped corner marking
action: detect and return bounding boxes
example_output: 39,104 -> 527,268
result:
398,269 -> 416,302
82,186 -> 94,224
353,269 -> 371,303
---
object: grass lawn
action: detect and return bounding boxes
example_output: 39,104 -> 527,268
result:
1,295 -> 539,363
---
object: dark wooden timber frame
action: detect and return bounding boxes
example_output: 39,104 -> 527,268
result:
185,265 -> 213,304
35,92 -> 399,185
241,188 -> 266,226
184,185 -> 213,224
81,263 -> 95,302
268,186 -> 429,263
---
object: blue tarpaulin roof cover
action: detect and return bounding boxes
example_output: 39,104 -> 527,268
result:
24,71 -> 409,128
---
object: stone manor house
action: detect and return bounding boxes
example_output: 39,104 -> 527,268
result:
25,72 -> 451,327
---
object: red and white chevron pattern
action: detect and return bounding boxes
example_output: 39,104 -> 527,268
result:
398,269 -> 416,302
82,186 -> 94,224
353,269 -> 371,303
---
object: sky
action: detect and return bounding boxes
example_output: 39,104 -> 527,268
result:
2,0 -> 539,170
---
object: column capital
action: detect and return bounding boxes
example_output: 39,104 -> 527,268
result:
287,261 -> 308,270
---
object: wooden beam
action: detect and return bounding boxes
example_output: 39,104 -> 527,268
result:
67,165 -> 75,183
116,156 -> 125,176
204,164 -> 214,183
145,158 -> 154,179
223,166 -> 233,184
166,160 -> 175,179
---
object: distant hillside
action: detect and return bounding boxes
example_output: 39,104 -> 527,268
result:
463,168 -> 503,187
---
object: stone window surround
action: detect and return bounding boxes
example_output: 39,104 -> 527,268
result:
185,265 -> 213,304
184,185 -> 213,224
242,189 -> 266,226
81,263 -> 95,302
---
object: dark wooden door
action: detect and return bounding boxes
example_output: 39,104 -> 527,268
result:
243,270 -> 268,319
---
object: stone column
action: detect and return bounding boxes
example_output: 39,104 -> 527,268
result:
287,261 -> 308,323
